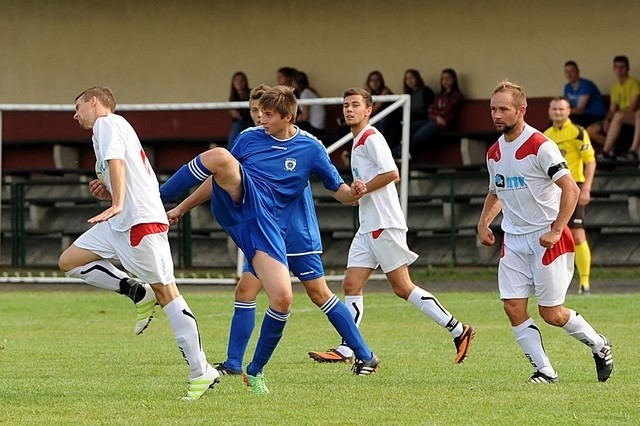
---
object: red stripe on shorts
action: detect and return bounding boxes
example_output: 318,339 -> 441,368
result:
130,223 -> 169,247
372,228 -> 384,239
541,226 -> 575,266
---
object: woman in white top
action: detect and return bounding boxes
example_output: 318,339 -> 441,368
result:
293,71 -> 326,136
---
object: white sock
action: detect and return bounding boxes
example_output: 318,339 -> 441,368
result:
562,309 -> 605,353
163,296 -> 207,378
65,261 -> 128,291
513,318 -> 555,377
407,287 -> 463,336
344,295 -> 364,327
336,295 -> 363,358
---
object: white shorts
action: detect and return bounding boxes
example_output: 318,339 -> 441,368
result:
347,228 -> 418,273
498,226 -> 574,307
73,221 -> 175,285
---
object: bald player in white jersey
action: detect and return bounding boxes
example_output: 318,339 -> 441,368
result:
477,80 -> 613,384
58,86 -> 218,401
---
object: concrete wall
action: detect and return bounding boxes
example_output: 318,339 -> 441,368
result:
1,0 -> 639,104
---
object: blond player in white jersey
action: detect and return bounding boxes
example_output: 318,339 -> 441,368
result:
58,86 -> 218,400
477,80 -> 613,383
309,88 -> 475,367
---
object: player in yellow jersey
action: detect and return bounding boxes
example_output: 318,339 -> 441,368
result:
544,97 -> 596,294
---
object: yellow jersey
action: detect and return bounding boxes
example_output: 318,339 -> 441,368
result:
544,120 -> 595,183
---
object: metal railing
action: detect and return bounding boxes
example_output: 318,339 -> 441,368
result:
3,168 -> 640,268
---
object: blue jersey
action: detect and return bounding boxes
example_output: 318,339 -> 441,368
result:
283,183 -> 323,255
563,78 -> 607,116
242,184 -> 325,281
211,126 -> 341,268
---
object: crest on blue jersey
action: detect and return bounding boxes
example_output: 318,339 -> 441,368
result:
284,157 -> 297,171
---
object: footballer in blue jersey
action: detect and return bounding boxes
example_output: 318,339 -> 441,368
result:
160,85 -> 378,393
210,124 -> 342,270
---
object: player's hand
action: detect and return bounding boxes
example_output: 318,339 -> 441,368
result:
88,179 -> 111,201
350,180 -> 367,196
167,206 -> 184,226
87,204 -> 123,223
539,229 -> 562,249
477,226 -> 495,246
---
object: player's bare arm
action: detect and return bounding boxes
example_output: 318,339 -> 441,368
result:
364,170 -> 399,193
166,176 -> 213,226
579,160 -> 596,206
331,182 -> 367,204
88,159 -> 125,223
477,193 -> 502,246
539,174 -> 580,248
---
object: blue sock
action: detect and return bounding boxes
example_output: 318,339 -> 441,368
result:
246,307 -> 289,376
159,155 -> 211,203
224,301 -> 256,373
323,295 -> 372,361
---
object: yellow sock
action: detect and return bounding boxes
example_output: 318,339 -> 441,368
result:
574,241 -> 591,290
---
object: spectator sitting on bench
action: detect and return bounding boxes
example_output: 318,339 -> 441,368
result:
563,60 -> 607,128
227,71 -> 253,150
393,68 -> 463,160
276,66 -> 298,90
589,55 -> 640,161
293,71 -> 326,137
364,70 -> 400,147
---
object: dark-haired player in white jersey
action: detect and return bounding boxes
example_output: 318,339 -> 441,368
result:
159,85 -> 379,394
59,86 -> 218,400
477,80 -> 613,383
309,88 -> 475,366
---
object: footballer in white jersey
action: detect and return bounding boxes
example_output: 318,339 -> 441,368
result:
60,86 -> 217,401
308,88 -> 475,366
478,80 -> 612,384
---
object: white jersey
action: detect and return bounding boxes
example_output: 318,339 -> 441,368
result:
351,125 -> 407,233
487,124 -> 571,235
93,114 -> 168,232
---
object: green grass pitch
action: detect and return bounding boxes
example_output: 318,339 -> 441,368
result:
0,286 -> 638,425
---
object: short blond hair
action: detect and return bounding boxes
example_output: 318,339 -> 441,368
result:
492,80 -> 527,109
75,86 -> 117,111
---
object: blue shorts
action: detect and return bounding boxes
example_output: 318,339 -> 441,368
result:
243,252 -> 325,281
211,166 -> 287,269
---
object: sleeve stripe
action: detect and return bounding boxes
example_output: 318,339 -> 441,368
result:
547,161 -> 568,179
